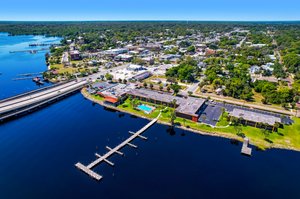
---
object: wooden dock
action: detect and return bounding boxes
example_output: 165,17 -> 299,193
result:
12,75 -> 42,81
9,48 -> 48,54
75,113 -> 161,181
17,72 -> 43,77
29,43 -> 60,47
241,137 -> 252,156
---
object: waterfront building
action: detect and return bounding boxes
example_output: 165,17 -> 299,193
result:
97,83 -> 136,106
229,108 -> 282,131
127,89 -> 206,121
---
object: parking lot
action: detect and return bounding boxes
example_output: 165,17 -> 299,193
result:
198,103 -> 223,126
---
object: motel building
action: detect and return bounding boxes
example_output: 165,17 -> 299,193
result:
126,89 -> 206,122
229,108 -> 282,131
95,83 -> 137,106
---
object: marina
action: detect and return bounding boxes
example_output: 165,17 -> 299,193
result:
0,17 -> 300,199
75,113 -> 160,181
9,48 -> 48,54
12,75 -> 43,81
29,43 -> 60,47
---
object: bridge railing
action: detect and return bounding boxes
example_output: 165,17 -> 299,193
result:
0,80 -> 74,103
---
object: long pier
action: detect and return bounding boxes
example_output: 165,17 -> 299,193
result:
12,75 -> 43,81
0,79 -> 88,122
29,43 -> 60,47
75,113 -> 160,181
9,48 -> 48,54
17,72 -> 43,77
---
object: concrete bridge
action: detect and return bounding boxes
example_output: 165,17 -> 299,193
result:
0,79 -> 88,122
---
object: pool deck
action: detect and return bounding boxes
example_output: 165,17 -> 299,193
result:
137,104 -> 156,114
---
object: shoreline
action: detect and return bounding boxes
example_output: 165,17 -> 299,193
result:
80,88 -> 300,153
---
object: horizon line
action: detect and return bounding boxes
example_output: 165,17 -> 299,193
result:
0,19 -> 300,23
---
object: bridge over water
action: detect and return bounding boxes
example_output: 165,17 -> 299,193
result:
0,79 -> 87,122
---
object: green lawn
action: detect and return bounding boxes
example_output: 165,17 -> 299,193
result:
216,112 -> 230,127
90,94 -> 105,101
49,64 -> 77,74
88,94 -> 300,151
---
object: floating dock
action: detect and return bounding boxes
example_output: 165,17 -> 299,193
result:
241,137 -> 252,156
75,113 -> 160,181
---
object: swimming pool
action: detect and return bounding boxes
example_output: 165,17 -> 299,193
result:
137,104 -> 155,114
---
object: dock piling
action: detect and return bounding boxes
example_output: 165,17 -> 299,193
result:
75,114 -> 160,181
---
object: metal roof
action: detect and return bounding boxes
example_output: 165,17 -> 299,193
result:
230,108 -> 281,126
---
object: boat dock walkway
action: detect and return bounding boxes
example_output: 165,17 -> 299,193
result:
241,137 -> 252,156
17,72 -> 43,77
75,113 -> 161,181
9,48 -> 48,54
12,75 -> 42,81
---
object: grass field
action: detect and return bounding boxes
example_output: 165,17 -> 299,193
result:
49,64 -> 77,74
86,92 -> 300,151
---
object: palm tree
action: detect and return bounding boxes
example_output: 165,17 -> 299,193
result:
143,82 -> 148,88
183,118 -> 187,127
167,86 -> 171,92
159,85 -> 163,91
273,122 -> 280,132
172,99 -> 177,108
221,107 -> 225,116
170,110 -> 177,127
150,83 -> 154,90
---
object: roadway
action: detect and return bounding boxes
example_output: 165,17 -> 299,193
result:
0,80 -> 87,115
0,81 -> 79,108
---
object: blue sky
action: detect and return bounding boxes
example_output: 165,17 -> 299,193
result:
0,0 -> 299,21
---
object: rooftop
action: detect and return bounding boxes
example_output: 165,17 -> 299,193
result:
127,89 -> 205,117
229,108 -> 281,126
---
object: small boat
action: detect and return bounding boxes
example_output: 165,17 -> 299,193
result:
32,77 -> 40,82
37,81 -> 44,85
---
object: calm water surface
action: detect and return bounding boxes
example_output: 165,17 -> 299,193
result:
0,33 -> 300,199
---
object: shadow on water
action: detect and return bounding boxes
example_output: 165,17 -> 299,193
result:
230,139 -> 240,146
130,115 -> 138,119
103,106 -> 118,113
166,126 -> 176,136
118,113 -> 125,118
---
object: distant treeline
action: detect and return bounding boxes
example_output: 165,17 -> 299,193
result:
0,21 -> 299,37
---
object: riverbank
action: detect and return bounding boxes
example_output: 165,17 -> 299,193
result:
81,88 -> 300,152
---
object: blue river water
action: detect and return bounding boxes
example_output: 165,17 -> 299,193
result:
0,33 -> 300,199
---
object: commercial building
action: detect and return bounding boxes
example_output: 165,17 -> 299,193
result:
102,48 -> 128,57
127,89 -> 206,121
70,50 -> 81,60
229,108 -> 282,131
160,54 -> 181,62
130,71 -> 152,81
96,83 -> 136,105
114,54 -> 133,62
